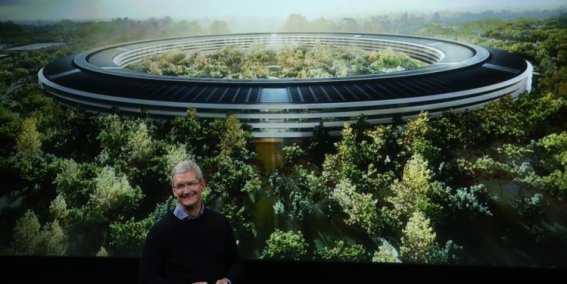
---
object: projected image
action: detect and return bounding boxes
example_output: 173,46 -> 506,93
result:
0,0 -> 566,268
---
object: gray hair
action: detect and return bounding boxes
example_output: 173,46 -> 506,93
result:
171,160 -> 203,186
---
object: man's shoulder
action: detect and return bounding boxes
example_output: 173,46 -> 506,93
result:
150,213 -> 177,231
205,207 -> 230,223
204,208 -> 234,234
205,207 -> 226,218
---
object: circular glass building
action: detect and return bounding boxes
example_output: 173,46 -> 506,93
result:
38,33 -> 532,138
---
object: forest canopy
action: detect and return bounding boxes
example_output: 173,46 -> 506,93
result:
129,43 -> 426,79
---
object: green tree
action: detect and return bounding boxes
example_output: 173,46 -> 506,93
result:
42,219 -> 68,256
215,114 -> 251,159
200,114 -> 258,238
126,121 -> 154,163
323,119 -> 399,197
10,210 -> 42,255
282,144 -> 304,165
113,195 -> 179,257
400,211 -> 436,263
514,193 -> 548,231
322,123 -> 358,185
338,18 -> 361,33
260,230 -> 308,260
310,17 -> 338,32
153,143 -> 191,185
108,217 -> 153,256
53,159 -> 94,206
315,240 -> 368,262
49,194 -> 69,220
388,154 -> 434,219
448,184 -> 492,219
541,132 -> 567,169
331,178 -> 379,235
16,117 -> 42,160
167,108 -> 204,155
281,14 -> 309,32
209,20 -> 231,35
398,113 -> 440,162
96,246 -> 108,257
429,240 -> 464,265
476,95 -> 526,140
207,157 -> 259,237
40,107 -> 101,161
88,166 -> 144,222
269,165 -> 318,221
97,115 -> 129,161
372,241 -> 401,263
97,115 -> 157,181
0,106 -> 19,156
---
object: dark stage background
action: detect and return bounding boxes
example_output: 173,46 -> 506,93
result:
0,256 -> 560,283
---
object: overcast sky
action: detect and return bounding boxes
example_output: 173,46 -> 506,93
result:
0,0 -> 564,21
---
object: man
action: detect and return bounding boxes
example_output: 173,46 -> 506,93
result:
140,160 -> 242,284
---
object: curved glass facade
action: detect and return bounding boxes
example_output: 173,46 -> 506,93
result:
39,33 -> 532,138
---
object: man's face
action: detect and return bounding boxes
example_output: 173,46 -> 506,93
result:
172,171 -> 205,208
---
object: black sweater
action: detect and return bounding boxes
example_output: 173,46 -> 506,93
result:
139,209 -> 242,284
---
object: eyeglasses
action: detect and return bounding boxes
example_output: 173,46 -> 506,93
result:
173,181 -> 201,191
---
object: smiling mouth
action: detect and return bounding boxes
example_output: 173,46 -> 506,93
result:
181,192 -> 196,199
